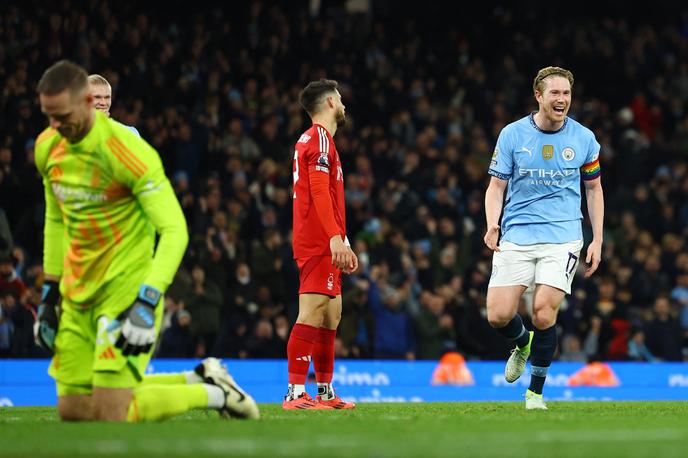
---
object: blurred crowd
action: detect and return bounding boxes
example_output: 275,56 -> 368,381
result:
1,1 -> 687,362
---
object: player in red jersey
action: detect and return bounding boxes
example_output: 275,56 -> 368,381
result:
283,79 -> 357,410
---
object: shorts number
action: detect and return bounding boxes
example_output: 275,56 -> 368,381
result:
565,252 -> 578,279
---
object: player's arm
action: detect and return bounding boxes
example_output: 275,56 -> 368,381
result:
583,176 -> 604,277
344,237 -> 358,274
42,176 -> 64,280
113,136 -> 189,292
34,171 -> 63,353
582,140 -> 603,278
306,143 -> 352,271
484,176 -> 508,252
110,136 -> 189,355
484,129 -> 514,252
136,176 -> 189,292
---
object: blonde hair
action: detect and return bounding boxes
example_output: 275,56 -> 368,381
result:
533,66 -> 574,95
88,74 -> 111,87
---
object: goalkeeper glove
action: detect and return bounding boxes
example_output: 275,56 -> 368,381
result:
114,285 -> 161,356
34,280 -> 60,354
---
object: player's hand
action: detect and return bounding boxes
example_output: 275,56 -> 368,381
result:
584,239 -> 602,278
342,248 -> 358,274
34,280 -> 60,354
330,235 -> 351,271
483,224 -> 501,252
112,285 -> 161,356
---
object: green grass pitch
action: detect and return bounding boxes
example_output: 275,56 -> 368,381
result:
1,402 -> 687,457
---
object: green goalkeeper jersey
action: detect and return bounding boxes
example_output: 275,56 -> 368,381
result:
35,110 -> 188,308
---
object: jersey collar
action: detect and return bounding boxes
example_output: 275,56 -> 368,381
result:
529,112 -> 567,135
313,123 -> 332,138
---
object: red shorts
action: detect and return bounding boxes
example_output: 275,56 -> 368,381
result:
296,256 -> 342,297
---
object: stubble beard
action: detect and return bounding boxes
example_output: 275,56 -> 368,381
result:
336,109 -> 346,127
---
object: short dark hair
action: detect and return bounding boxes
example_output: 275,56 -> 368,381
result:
37,60 -> 88,96
299,79 -> 339,116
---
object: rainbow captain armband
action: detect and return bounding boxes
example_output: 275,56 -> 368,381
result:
581,159 -> 601,180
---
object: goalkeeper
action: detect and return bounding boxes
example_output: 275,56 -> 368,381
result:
33,60 -> 258,422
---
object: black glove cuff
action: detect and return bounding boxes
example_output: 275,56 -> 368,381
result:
42,280 -> 61,307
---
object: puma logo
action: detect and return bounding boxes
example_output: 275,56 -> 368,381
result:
519,147 -> 533,157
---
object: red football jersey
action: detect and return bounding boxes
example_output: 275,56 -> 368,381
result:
292,124 -> 346,259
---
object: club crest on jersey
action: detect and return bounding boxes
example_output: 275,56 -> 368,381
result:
562,147 -> 575,161
541,145 -> 554,160
298,134 -> 311,144
327,273 -> 334,291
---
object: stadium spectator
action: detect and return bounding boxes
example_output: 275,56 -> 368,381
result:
368,263 -> 416,360
644,296 -> 683,361
558,334 -> 587,362
627,327 -> 659,362
243,318 -> 284,358
0,253 -> 27,301
414,290 -> 457,359
157,297 -> 194,358
187,264 -> 223,357
0,1 -> 687,363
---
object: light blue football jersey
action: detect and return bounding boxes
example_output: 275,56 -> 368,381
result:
488,113 -> 601,245
115,120 -> 140,137
125,124 -> 140,136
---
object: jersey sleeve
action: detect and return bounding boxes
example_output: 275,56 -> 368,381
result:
34,130 -> 65,278
581,132 -> 601,181
305,132 -> 340,239
41,175 -> 65,277
109,134 -> 189,292
308,128 -> 333,175
488,127 -> 514,180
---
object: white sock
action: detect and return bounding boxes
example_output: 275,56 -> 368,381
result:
204,384 -> 226,409
185,370 -> 204,384
287,384 -> 306,400
317,383 -> 335,400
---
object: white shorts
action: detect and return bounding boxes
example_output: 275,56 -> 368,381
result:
488,240 -> 584,294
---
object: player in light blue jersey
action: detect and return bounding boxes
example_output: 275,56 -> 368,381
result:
88,74 -> 141,136
484,66 -> 604,410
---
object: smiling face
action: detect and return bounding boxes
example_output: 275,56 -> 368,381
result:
90,82 -> 112,116
535,75 -> 571,127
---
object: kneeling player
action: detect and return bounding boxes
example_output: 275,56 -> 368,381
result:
33,60 -> 258,422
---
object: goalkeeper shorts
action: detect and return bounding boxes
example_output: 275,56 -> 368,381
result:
48,285 -> 163,396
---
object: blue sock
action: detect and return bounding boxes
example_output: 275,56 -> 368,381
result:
528,325 -> 557,395
494,314 -> 530,349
